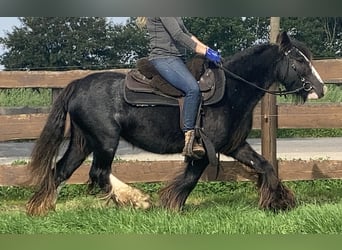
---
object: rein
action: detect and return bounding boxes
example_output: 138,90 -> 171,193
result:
216,48 -> 313,96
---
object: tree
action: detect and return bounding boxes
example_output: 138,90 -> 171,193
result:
0,17 -> 149,71
183,17 -> 270,57
184,17 -> 341,59
105,17 -> 149,68
281,17 -> 342,58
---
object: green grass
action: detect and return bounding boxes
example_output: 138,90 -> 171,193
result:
249,128 -> 342,138
0,88 -> 51,107
277,84 -> 342,103
1,180 -> 342,234
1,85 -> 341,107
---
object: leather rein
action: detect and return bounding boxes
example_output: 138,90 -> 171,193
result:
215,47 -> 314,96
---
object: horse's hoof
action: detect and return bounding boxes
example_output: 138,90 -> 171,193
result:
259,183 -> 296,211
110,186 -> 151,210
26,198 -> 56,216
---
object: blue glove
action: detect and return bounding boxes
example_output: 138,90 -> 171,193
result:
205,47 -> 221,64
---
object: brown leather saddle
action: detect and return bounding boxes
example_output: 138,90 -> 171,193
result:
123,56 -> 226,107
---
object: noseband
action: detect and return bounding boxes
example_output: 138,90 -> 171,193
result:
217,46 -> 314,96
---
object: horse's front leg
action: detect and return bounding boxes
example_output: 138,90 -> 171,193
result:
159,157 -> 210,211
106,173 -> 151,209
226,141 -> 296,211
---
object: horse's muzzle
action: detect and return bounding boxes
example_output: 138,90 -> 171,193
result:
307,85 -> 327,99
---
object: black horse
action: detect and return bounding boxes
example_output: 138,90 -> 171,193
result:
26,32 -> 325,216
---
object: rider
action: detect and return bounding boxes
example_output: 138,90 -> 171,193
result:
136,17 -> 221,159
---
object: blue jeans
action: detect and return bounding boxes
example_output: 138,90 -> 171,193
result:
150,57 -> 201,131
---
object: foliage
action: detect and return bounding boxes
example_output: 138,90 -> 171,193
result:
184,17 -> 270,57
281,17 -> 342,58
0,17 -> 149,70
184,17 -> 342,59
112,17 -> 150,66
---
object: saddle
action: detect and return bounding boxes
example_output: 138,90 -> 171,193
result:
124,56 -> 226,107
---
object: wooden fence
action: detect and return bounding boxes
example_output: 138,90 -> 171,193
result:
0,59 -> 342,186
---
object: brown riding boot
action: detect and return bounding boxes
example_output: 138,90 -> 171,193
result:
182,130 -> 205,159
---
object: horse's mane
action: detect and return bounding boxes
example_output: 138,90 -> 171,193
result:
223,38 -> 312,70
221,44 -> 276,82
227,44 -> 270,60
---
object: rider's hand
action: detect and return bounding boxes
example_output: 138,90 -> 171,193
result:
205,47 -> 221,64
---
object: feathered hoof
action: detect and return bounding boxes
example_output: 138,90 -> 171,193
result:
259,182 -> 296,211
26,192 -> 57,216
105,185 -> 151,210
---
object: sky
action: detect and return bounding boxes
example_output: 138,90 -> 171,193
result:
0,17 -> 21,38
0,17 -> 129,69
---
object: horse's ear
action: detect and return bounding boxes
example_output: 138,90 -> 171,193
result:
276,31 -> 292,52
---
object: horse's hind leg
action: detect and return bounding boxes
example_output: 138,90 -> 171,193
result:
54,140 -> 91,188
88,134 -> 151,209
159,157 -> 209,211
26,128 -> 91,216
53,133 -> 91,203
228,142 -> 295,211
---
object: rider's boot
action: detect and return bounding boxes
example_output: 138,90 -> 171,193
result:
182,130 -> 205,159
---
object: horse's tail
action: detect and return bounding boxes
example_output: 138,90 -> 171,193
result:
27,82 -> 77,190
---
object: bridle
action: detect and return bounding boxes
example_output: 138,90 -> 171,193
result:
216,46 -> 315,96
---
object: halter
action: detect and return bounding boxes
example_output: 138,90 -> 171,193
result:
217,46 -> 315,96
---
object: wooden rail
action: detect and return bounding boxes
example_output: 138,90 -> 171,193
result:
0,69 -> 130,88
1,159 -> 342,186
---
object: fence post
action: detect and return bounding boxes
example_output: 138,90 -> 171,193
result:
261,17 -> 280,176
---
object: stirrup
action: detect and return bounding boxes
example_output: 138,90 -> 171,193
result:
192,140 -> 205,158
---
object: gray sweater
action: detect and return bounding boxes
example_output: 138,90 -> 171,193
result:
146,17 -> 197,60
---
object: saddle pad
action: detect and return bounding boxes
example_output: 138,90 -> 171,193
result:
123,67 -> 226,107
124,86 -> 179,106
124,71 -> 179,106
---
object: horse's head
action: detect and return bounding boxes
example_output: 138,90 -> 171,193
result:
275,32 -> 326,102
